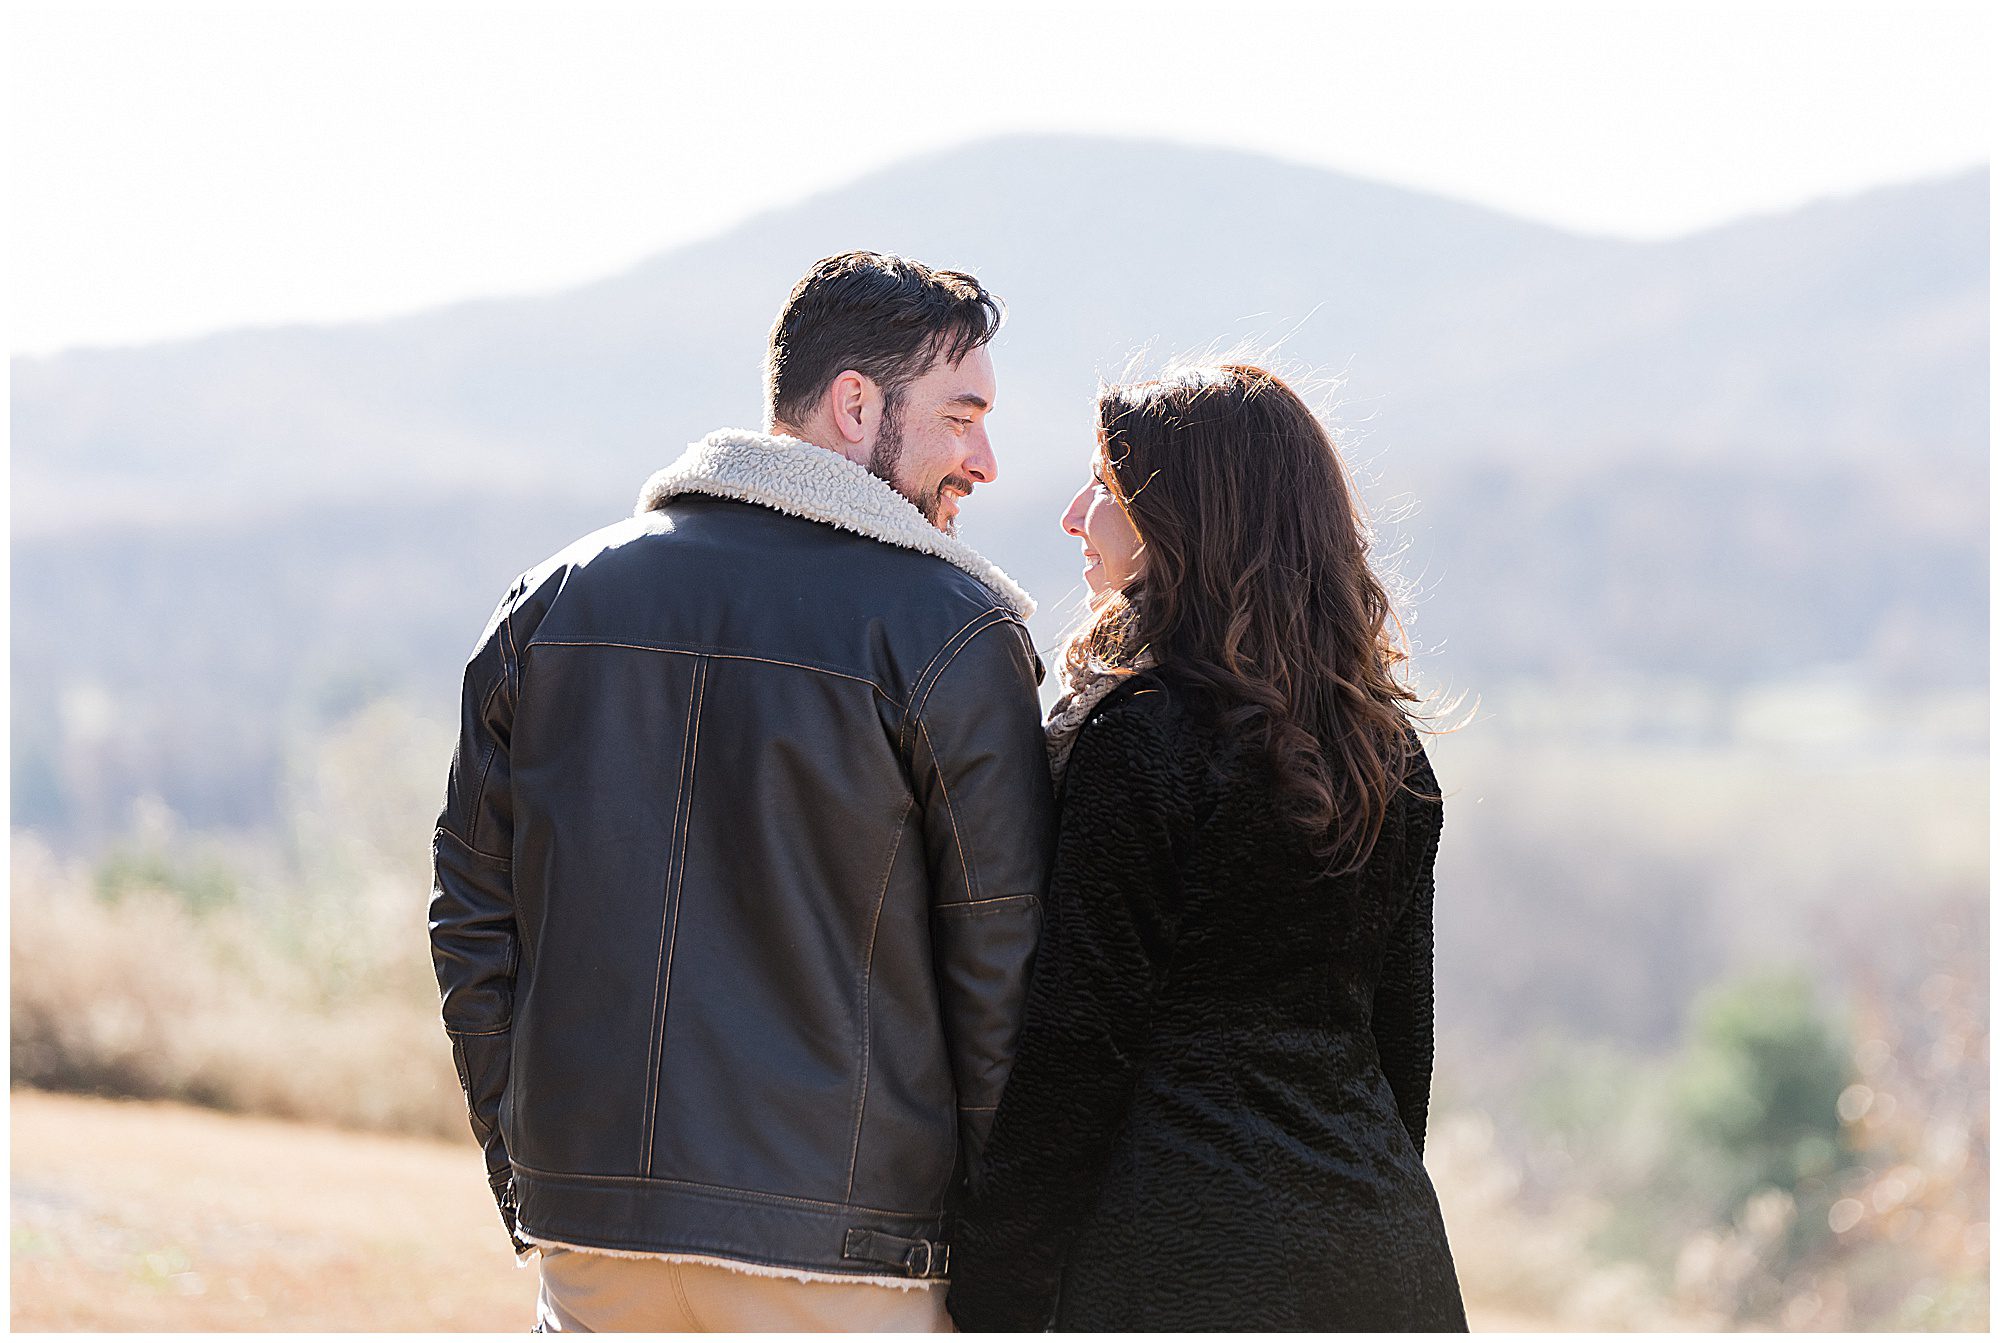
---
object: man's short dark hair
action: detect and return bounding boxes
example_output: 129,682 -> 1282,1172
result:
765,251 -> 1004,428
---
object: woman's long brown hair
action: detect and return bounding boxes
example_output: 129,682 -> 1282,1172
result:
1065,363 -> 1424,872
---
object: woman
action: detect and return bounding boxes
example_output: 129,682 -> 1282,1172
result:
945,364 -> 1466,1331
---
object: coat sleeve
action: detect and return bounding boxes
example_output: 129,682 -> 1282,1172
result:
429,577 -> 530,1253
946,689 -> 1186,1332
1369,762 -> 1444,1159
907,614 -> 1057,1184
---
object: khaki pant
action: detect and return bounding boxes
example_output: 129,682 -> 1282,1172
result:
534,1247 -> 954,1332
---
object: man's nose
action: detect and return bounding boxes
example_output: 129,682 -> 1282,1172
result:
964,430 -> 997,485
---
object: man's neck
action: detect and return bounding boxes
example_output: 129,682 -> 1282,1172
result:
769,420 -> 867,470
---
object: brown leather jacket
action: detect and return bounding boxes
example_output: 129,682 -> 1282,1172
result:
430,430 -> 1055,1282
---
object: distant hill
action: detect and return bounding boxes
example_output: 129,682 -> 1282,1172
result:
13,137 -> 1985,528
9,135 -> 1988,837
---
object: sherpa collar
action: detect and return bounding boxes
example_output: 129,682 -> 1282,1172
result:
636,428 -> 1035,618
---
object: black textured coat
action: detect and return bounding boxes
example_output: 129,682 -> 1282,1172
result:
946,672 -> 1467,1331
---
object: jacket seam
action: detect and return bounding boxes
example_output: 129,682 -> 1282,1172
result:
934,891 -> 1036,911
932,901 -> 1039,921
510,1161 -> 942,1218
658,657 -> 707,1156
898,607 -> 1009,731
464,676 -> 506,852
708,651 -> 891,703
671,1257 -> 702,1324
845,794 -> 918,1201
898,611 -> 1015,751
526,639 -> 893,703
905,613 -> 1020,743
444,1022 -> 513,1036
642,656 -> 703,1172
917,720 -> 979,902
499,587 -> 522,712
434,825 -> 511,867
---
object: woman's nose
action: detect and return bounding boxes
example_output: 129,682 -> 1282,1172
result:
1061,490 -> 1089,538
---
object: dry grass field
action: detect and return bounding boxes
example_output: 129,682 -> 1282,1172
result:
11,1090 -> 1591,1332
10,1089 -> 534,1331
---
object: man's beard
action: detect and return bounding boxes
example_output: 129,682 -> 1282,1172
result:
866,394 -> 970,535
865,393 -> 908,495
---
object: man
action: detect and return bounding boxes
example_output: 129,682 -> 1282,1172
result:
429,252 -> 1056,1331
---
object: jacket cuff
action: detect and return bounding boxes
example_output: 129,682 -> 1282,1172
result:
490,1167 -> 531,1257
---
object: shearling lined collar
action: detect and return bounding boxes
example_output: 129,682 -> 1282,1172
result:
636,428 -> 1035,618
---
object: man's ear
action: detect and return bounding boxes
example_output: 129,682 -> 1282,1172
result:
830,370 -> 870,446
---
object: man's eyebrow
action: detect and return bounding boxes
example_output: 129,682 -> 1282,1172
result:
942,393 -> 990,411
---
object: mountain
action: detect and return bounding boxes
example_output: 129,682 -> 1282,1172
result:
16,137 -> 1984,530
9,135 -> 1988,837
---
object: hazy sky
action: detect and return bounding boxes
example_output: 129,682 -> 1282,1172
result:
10,0 -> 1991,354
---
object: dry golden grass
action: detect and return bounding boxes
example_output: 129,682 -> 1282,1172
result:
13,1089 -> 1590,1332
10,837 -> 467,1141
10,1088 -> 533,1331
1427,1112 -> 1711,1331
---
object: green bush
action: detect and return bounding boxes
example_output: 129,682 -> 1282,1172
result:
1670,969 -> 1852,1226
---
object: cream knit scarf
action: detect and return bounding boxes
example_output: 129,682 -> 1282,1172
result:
1044,615 -> 1157,786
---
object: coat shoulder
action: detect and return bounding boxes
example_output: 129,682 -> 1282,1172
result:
1396,729 -> 1444,827
1068,670 -> 1209,810
1080,671 -> 1195,754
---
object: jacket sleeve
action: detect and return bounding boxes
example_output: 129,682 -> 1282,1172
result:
429,578 -> 529,1253
946,690 -> 1186,1333
1369,771 -> 1444,1159
907,613 -> 1057,1185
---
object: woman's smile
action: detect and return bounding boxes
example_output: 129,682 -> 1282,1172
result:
1061,465 -> 1142,594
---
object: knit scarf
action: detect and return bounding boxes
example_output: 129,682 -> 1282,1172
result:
1044,615 -> 1158,786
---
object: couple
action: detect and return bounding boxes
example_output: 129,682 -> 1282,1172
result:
429,251 -> 1465,1332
